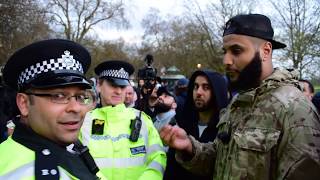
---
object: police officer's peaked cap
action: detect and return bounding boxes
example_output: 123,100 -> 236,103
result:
95,60 -> 134,86
3,39 -> 91,91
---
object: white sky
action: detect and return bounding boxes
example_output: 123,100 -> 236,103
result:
90,0 -> 272,44
91,0 -> 206,44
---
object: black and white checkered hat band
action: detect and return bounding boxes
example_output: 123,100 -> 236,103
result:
18,58 -> 83,84
99,68 -> 129,79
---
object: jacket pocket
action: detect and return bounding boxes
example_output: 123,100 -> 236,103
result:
234,127 -> 280,152
229,128 -> 281,179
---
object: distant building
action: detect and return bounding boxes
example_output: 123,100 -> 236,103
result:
160,66 -> 186,93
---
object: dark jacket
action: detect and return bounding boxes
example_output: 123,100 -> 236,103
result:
175,91 -> 187,119
0,85 -> 18,143
164,70 -> 229,180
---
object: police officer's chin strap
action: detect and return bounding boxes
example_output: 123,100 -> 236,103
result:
73,140 -> 100,175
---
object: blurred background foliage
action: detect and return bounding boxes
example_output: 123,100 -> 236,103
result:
1,0 -> 320,86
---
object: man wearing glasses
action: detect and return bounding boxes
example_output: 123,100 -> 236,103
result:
0,39 -> 105,179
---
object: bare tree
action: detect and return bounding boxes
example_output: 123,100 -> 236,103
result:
85,38 -> 130,76
184,0 -> 256,42
45,0 -> 128,43
140,9 -> 224,76
270,0 -> 320,78
179,0 -> 257,72
0,0 -> 50,65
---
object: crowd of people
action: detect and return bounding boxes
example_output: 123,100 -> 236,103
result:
0,13 -> 320,180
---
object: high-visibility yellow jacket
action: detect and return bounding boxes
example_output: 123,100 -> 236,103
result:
80,104 -> 167,180
0,122 -> 106,180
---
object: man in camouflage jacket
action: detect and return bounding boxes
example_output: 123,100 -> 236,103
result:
160,14 -> 320,180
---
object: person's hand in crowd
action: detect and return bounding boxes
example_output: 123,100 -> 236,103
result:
149,98 -> 158,107
159,125 -> 193,154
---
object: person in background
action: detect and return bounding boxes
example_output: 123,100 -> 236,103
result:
89,77 -> 100,108
156,76 -> 162,86
161,14 -> 320,180
153,86 -> 177,132
138,82 -> 161,119
133,86 -> 141,108
174,78 -> 189,120
0,39 -> 105,179
0,85 -> 19,143
299,79 -> 315,101
80,60 -> 166,180
164,70 -> 229,180
124,85 -> 137,108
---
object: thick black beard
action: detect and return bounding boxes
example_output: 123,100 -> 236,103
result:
194,100 -> 212,112
195,105 -> 209,112
154,103 -> 172,114
229,52 -> 262,92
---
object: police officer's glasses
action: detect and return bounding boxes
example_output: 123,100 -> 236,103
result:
25,91 -> 96,105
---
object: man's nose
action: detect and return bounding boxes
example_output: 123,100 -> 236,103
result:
196,87 -> 204,95
223,53 -> 233,66
65,97 -> 81,113
114,87 -> 122,94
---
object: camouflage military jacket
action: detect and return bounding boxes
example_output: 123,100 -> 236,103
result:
177,69 -> 320,180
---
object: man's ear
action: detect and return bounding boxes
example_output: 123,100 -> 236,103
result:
96,80 -> 103,93
172,102 -> 177,109
16,93 -> 30,116
261,41 -> 272,62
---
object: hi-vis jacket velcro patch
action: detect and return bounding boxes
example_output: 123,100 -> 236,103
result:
92,119 -> 105,135
130,145 -> 146,155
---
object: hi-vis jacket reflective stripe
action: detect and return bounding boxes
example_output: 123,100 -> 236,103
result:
80,104 -> 167,180
0,137 -> 79,180
0,162 -> 73,180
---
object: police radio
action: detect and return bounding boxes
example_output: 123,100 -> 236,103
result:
129,111 -> 142,142
73,140 -> 100,176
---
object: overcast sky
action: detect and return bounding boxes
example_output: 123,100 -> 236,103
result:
90,0 -> 273,44
91,0 -> 208,44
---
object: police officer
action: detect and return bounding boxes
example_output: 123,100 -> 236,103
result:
160,14 -> 320,179
80,60 -> 167,180
0,39 -> 106,179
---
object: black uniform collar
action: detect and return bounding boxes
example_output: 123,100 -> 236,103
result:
12,120 -> 98,180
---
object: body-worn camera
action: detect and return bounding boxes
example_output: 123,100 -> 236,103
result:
129,112 -> 142,142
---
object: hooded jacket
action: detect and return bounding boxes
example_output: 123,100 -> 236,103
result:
164,70 -> 229,180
